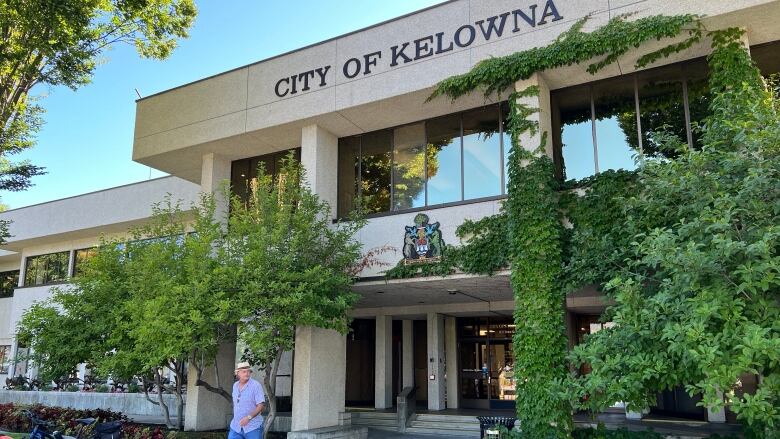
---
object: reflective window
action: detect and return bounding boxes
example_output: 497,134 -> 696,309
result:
337,137 -> 360,216
553,57 -> 721,179
24,251 -> 70,286
392,123 -> 427,210
426,114 -> 462,206
556,84 -> 596,180
463,106 -> 502,199
360,130 -> 393,214
637,65 -> 687,158
336,104 -> 510,217
0,345 -> 11,374
0,270 -> 18,298
230,148 -> 301,203
593,77 -> 639,172
72,248 -> 97,277
501,102 -> 513,193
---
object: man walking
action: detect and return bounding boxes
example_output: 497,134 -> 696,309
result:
229,362 -> 266,439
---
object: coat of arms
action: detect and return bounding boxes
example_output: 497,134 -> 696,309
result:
403,213 -> 445,264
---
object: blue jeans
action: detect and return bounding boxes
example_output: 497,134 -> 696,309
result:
228,427 -> 263,439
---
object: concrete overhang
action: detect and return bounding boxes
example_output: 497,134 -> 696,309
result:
131,0 -> 780,185
0,176 -> 200,252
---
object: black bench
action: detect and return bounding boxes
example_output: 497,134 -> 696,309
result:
476,416 -> 517,438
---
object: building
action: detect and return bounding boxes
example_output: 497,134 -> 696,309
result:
2,0 -> 779,436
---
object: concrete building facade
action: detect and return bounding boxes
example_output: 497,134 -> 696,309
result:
2,0 -> 779,436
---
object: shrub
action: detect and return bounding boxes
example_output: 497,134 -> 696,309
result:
573,426 -> 662,439
0,403 -> 126,435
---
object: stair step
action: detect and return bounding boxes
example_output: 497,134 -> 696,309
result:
410,421 -> 480,430
405,426 -> 480,437
350,412 -> 396,420
352,418 -> 397,426
415,414 -> 480,423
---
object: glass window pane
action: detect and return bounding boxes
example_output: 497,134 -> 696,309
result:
360,130 -> 392,214
463,106 -> 502,199
338,137 -> 361,217
637,66 -> 687,157
392,123 -> 427,210
231,160 -> 250,203
426,114 -> 462,206
501,102 -> 512,194
554,84 -> 596,180
593,77 -> 639,173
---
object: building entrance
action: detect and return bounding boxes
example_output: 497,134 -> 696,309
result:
458,318 -> 516,410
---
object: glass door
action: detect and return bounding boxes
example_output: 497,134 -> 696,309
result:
459,318 -> 516,410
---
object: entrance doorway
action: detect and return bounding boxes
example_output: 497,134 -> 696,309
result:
459,317 -> 516,410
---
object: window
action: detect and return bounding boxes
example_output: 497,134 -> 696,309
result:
0,345 -> 11,374
230,148 -> 301,203
552,57 -> 714,180
337,103 -> 510,217
72,248 -> 97,277
426,114 -> 462,206
24,251 -> 70,286
462,106 -> 502,199
0,270 -> 18,298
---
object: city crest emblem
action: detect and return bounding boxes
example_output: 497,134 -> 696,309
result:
402,213 -> 445,264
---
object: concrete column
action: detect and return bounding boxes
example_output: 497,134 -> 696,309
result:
184,340 -> 236,430
401,320 -> 414,389
291,326 -> 347,431
184,152 -> 235,431
514,73 -> 553,159
300,124 -> 338,218
375,315 -> 393,409
707,391 -> 727,423
445,316 -> 458,409
427,313 -> 445,411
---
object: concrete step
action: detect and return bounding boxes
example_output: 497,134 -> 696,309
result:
414,414 -> 481,423
352,418 -> 397,427
350,411 -> 396,419
410,420 -> 480,430
404,426 -> 480,437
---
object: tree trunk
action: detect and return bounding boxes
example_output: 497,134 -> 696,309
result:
192,350 -> 232,402
262,348 -> 283,439
172,360 -> 185,431
154,369 -> 174,429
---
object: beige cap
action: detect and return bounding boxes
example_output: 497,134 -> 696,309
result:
235,361 -> 252,373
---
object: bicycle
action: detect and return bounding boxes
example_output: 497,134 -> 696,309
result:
23,410 -> 122,439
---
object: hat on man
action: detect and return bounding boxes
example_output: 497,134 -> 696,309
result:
235,361 -> 252,373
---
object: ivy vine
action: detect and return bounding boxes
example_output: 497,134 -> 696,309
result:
389,12 -> 711,438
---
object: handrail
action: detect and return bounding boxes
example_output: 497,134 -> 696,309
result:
396,386 -> 417,433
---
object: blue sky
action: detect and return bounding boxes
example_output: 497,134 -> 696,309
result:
3,0 -> 443,209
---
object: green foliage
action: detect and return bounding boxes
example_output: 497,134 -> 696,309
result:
571,426 -> 662,439
428,14 -> 701,101
228,156 -> 366,437
0,0 -> 197,213
426,13 -> 709,438
567,29 -> 780,438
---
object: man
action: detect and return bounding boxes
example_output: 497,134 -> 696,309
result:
229,362 -> 266,439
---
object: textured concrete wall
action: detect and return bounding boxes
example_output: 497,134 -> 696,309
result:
0,390 -> 183,419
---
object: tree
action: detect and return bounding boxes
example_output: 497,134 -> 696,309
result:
566,29 -> 780,438
227,156 -> 366,438
0,0 -> 197,206
17,194 -> 232,430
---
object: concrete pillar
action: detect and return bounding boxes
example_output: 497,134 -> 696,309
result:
375,315 -> 393,409
290,326 -> 346,431
707,391 -> 727,423
401,320 -> 414,389
184,341 -> 236,430
427,313 -> 445,411
445,316 -> 458,409
300,124 -> 338,218
184,152 -> 236,431
514,73 -> 553,159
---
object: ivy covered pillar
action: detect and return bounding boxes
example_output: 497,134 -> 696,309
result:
507,72 -> 573,437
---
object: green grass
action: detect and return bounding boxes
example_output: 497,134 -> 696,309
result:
1,433 -> 28,439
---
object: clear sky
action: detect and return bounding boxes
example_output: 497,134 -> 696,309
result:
3,0 -> 443,209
